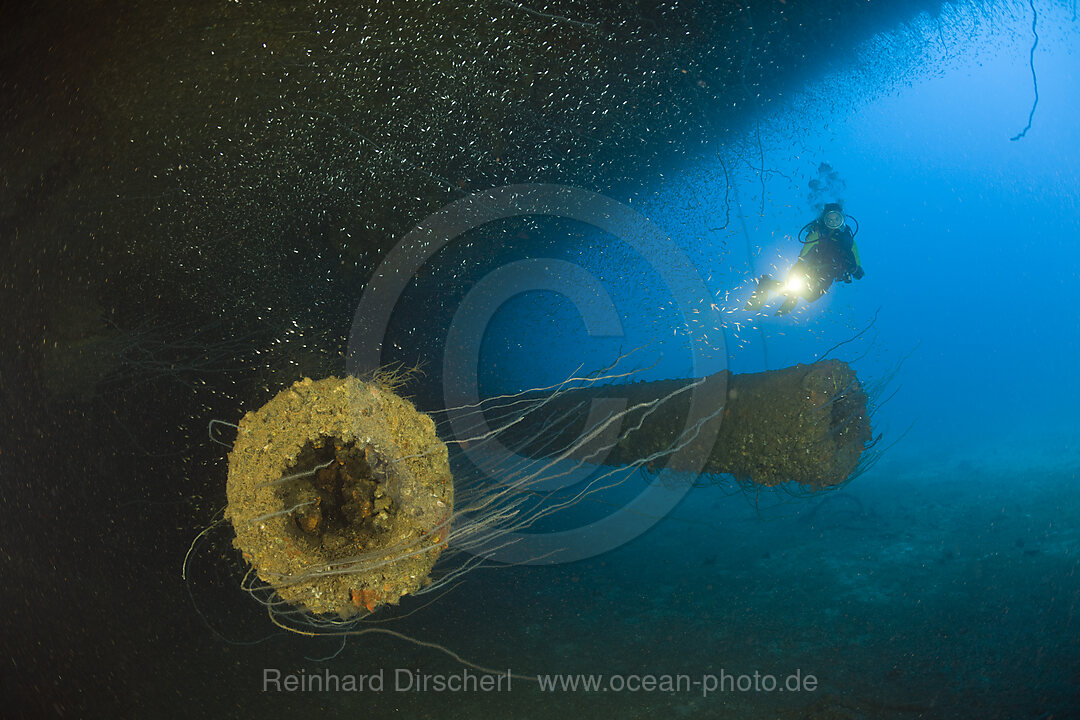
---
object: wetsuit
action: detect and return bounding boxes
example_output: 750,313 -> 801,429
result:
792,223 -> 864,302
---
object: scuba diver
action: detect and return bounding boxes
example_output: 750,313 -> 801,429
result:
745,202 -> 865,315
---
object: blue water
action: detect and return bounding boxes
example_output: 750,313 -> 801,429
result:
360,4 -> 1080,716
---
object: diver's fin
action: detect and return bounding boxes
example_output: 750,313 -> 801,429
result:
775,295 -> 798,315
744,275 -> 775,311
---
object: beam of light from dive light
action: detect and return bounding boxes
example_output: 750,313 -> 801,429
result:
784,272 -> 805,293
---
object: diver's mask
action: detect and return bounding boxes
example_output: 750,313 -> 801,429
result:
823,209 -> 845,231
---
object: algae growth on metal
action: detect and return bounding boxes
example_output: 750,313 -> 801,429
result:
225,376 -> 452,618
